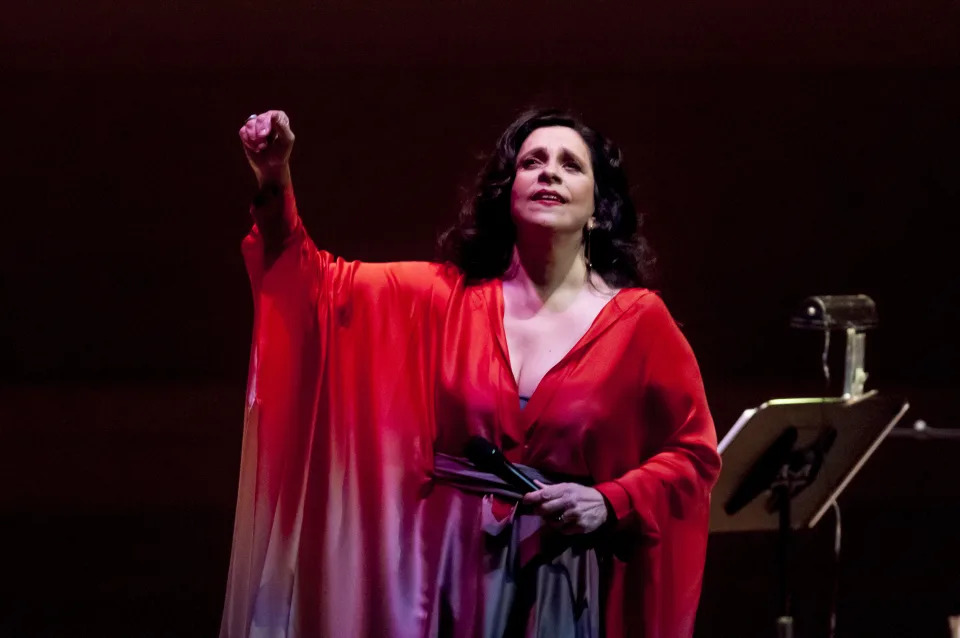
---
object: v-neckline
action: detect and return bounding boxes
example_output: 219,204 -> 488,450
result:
490,279 -> 631,419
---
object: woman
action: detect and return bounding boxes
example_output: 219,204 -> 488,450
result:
221,107 -> 720,638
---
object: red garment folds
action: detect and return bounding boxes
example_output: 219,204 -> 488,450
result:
220,185 -> 721,638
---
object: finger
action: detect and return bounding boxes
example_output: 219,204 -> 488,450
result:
239,116 -> 258,146
544,509 -> 584,533
268,110 -> 293,143
537,496 -> 574,516
530,483 -> 563,500
542,506 -> 567,522
522,490 -> 545,505
533,483 -> 575,504
240,115 -> 270,151
255,113 -> 273,140
553,507 -> 590,532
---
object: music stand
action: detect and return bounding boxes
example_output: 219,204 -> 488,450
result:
709,391 -> 909,638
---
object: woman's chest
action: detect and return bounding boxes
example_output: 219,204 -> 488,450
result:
432,289 -> 651,475
503,306 -> 599,399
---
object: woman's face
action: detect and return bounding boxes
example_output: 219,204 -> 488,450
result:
510,126 -> 595,234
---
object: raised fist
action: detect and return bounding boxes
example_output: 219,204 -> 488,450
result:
239,110 -> 294,185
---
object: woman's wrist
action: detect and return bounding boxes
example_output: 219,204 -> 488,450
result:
256,165 -> 292,188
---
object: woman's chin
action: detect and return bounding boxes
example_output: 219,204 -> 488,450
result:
514,212 -> 580,233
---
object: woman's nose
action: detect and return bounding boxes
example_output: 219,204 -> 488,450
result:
537,164 -> 561,184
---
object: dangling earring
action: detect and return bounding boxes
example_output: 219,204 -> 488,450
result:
585,217 -> 596,269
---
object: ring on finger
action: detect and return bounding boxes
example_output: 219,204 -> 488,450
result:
555,513 -> 565,523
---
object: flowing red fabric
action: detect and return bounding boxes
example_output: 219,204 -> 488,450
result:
220,185 -> 721,638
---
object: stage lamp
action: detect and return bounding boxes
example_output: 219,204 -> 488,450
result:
790,294 -> 878,399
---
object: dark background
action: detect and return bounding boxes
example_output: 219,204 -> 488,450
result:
1,2 -> 958,636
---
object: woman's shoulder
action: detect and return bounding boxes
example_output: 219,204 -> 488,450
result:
614,287 -> 691,332
614,286 -> 667,311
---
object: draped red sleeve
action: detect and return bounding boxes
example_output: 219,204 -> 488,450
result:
593,297 -> 721,638
220,185 -> 454,638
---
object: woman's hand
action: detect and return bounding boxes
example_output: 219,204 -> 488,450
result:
239,110 -> 295,186
522,480 -> 610,534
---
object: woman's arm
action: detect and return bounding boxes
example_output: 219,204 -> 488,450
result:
593,298 -> 721,541
239,111 -> 301,259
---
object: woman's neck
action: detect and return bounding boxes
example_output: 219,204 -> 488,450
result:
509,228 -> 588,310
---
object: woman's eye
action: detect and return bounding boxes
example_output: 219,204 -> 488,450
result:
564,162 -> 582,171
521,158 -> 539,168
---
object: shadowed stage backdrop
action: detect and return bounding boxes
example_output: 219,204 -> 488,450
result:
1,2 -> 958,636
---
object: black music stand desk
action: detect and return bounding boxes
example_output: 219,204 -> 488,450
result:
709,391 -> 909,637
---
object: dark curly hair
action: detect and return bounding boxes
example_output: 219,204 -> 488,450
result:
438,107 -> 656,288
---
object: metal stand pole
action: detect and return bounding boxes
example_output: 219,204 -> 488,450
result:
776,484 -> 794,638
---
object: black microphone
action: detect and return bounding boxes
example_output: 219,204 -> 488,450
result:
464,436 -> 540,494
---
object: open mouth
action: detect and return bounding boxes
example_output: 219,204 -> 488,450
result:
532,190 -> 566,203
